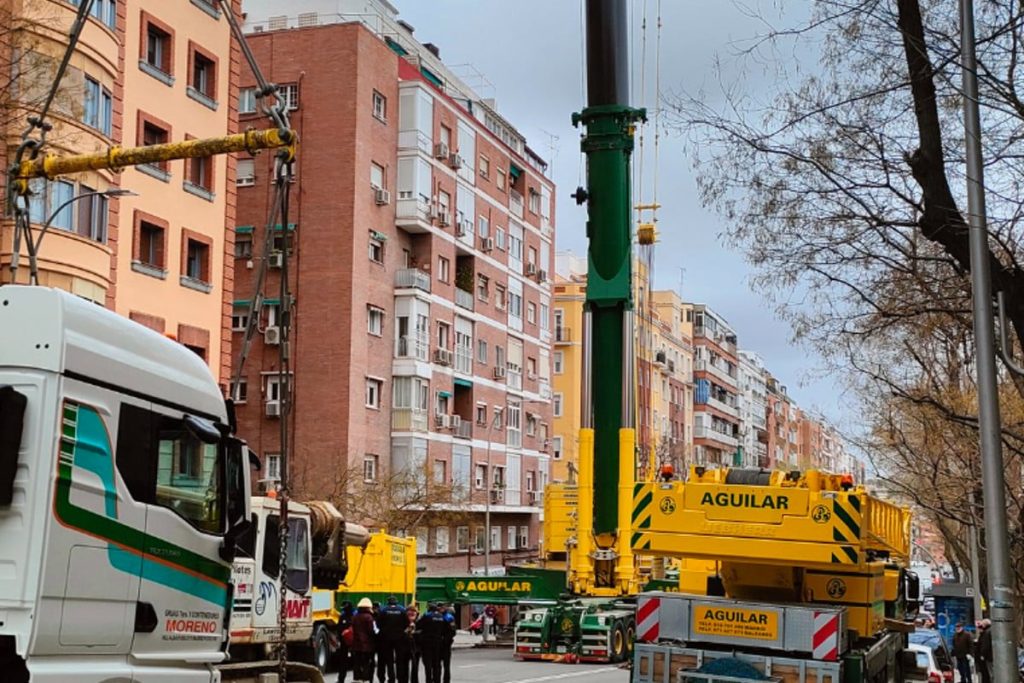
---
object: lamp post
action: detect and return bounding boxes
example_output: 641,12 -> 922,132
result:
11,188 -> 136,285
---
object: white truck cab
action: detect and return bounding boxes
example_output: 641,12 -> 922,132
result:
0,287 -> 251,683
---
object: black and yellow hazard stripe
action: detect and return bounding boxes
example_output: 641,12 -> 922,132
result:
831,494 -> 862,543
830,545 -> 860,564
633,483 -> 653,530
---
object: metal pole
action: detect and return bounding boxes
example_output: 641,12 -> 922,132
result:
969,522 -> 984,622
960,1 -> 1018,677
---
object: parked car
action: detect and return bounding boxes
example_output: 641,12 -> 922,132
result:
908,643 -> 954,683
910,628 -> 955,680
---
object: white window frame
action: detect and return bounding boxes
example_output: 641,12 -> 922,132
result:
264,453 -> 281,481
553,393 -> 563,417
363,454 -> 378,482
435,527 -> 450,554
369,235 -> 384,263
367,306 -> 385,336
553,351 -> 564,374
552,436 -> 563,460
372,90 -> 387,121
456,526 -> 469,552
365,377 -> 383,409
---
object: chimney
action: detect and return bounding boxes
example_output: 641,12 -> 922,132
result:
397,19 -> 414,34
423,42 -> 440,58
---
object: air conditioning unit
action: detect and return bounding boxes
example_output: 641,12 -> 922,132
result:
434,142 -> 450,159
428,203 -> 440,220
490,489 -> 503,504
480,237 -> 494,253
269,252 -> 284,269
264,326 -> 281,345
457,219 -> 472,237
493,366 -> 507,380
537,269 -> 548,282
448,153 -> 463,170
374,188 -> 391,206
527,371 -> 537,381
527,491 -> 538,504
435,414 -> 451,429
438,212 -> 451,227
526,262 -> 537,276
450,415 -> 461,429
433,348 -> 453,366
265,401 -> 280,417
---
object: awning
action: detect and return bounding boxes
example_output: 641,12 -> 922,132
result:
420,67 -> 443,88
271,223 -> 297,232
437,390 -> 452,399
508,163 -> 523,180
371,230 -> 389,241
263,298 -> 281,306
454,378 -> 473,388
235,225 -> 254,234
232,299 -> 250,307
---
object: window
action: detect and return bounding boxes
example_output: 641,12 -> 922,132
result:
369,234 -> 384,263
476,403 -> 487,425
529,189 -> 541,214
75,185 -> 108,242
491,526 -> 501,551
478,215 -> 489,239
439,125 -> 451,149
235,233 -> 253,259
437,321 -> 450,350
144,19 -> 172,76
475,527 -> 486,552
540,303 -> 550,331
438,256 -> 450,283
554,351 -> 564,374
140,118 -> 170,173
367,306 -> 384,336
434,527 -> 449,554
476,274 -> 489,301
372,90 -> 387,121
272,232 -> 294,254
237,158 -> 255,186
518,525 -> 529,549
365,377 -> 383,409
231,307 -> 249,331
415,528 -> 428,554
261,515 -> 310,593
433,459 -> 447,485
190,45 -> 216,101
265,453 -> 281,481
363,454 -> 378,482
477,339 -> 488,364
552,436 -> 563,460
507,526 -> 516,550
496,345 -> 505,369
185,238 -> 210,282
154,417 -> 222,534
138,220 -> 165,269
496,168 -> 506,191
456,526 -> 469,552
479,155 -> 490,179
229,378 -> 247,403
509,292 -> 522,318
554,393 -> 563,417
239,87 -> 257,114
370,162 -> 385,190
187,154 -> 213,194
80,0 -> 116,29
495,228 -> 506,251
495,284 -> 506,310
475,463 -> 487,489
526,414 -> 537,437
82,77 -> 112,136
527,302 -> 536,325
279,83 -> 299,110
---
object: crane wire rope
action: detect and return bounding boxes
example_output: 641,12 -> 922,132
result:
217,2 -> 295,678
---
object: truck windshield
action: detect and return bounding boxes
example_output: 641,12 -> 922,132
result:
262,515 -> 310,594
156,429 -> 223,534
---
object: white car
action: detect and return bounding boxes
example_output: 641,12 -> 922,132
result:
908,643 -> 955,683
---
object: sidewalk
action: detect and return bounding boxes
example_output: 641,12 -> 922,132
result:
452,631 -> 483,649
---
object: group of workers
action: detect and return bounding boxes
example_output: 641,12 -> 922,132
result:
335,596 -> 457,683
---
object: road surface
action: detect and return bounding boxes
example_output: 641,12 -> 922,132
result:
448,647 -> 630,683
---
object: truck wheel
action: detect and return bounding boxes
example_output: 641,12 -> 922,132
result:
610,622 -> 627,663
625,620 -> 636,657
312,625 -> 330,673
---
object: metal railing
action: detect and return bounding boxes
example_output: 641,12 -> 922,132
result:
395,268 -> 431,293
509,190 -> 524,218
455,287 -> 474,311
454,420 -> 473,439
395,335 -> 428,360
555,326 -> 572,343
392,408 -> 428,432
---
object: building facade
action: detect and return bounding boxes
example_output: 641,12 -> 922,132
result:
1,0 -> 240,381
689,304 -> 741,466
231,5 -> 555,575
737,351 -> 769,468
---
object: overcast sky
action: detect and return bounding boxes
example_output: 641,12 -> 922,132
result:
399,2 -> 856,427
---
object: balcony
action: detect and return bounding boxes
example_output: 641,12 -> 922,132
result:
554,326 -> 572,344
395,196 -> 432,233
509,190 -> 524,219
508,368 -> 523,391
455,287 -> 474,311
395,268 -> 431,293
695,359 -> 737,387
395,335 -> 429,361
392,408 -> 428,432
694,425 -> 739,448
454,419 -> 473,440
706,395 -> 740,418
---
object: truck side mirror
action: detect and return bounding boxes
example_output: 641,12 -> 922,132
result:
220,437 -> 252,562
0,387 -> 27,506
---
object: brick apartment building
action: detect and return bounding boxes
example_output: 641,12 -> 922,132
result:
1,0 -> 240,380
231,4 -> 555,575
689,304 -> 741,465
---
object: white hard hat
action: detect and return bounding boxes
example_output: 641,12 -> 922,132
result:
358,597 -> 372,608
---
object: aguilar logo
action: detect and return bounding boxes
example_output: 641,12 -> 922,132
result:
700,492 -> 789,510
659,496 -> 677,514
812,505 -> 832,523
826,578 -> 847,599
461,580 -> 532,593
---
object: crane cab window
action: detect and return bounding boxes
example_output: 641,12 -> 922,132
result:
261,514 -> 310,594
156,426 -> 222,534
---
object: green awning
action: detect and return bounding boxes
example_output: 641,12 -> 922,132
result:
437,390 -> 452,398
385,37 -> 408,56
272,223 -> 297,232
235,225 -> 254,234
233,299 -> 251,307
263,298 -> 281,306
454,378 -> 473,388
420,67 -> 443,88
371,230 -> 388,241
509,164 -> 523,180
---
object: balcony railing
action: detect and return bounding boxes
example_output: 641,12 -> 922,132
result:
508,369 -> 522,391
455,348 -> 473,374
395,268 -> 431,293
395,335 -> 429,361
707,395 -> 740,417
455,287 -> 474,311
694,425 -> 738,447
392,408 -> 428,432
509,190 -> 524,219
454,420 -> 473,439
555,326 -> 572,344
695,359 -> 738,385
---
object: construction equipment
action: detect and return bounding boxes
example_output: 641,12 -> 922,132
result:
0,286 -> 254,683
518,2 -> 921,680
